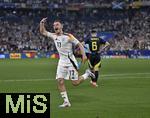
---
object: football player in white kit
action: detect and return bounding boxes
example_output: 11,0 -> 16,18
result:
40,18 -> 95,108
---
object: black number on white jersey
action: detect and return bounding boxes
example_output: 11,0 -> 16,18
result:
69,70 -> 75,79
57,42 -> 61,48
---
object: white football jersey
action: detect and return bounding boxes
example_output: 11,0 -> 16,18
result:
47,32 -> 79,67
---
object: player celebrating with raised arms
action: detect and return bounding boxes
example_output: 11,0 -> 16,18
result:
40,18 -> 95,108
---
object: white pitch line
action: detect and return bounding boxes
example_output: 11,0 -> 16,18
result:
1,79 -> 50,82
101,72 -> 150,77
0,72 -> 150,83
103,76 -> 150,79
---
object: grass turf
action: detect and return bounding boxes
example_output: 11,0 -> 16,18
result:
0,58 -> 150,118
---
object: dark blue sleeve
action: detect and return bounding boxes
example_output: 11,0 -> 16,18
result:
99,38 -> 107,44
84,38 -> 89,44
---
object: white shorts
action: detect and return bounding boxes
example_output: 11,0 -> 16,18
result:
56,65 -> 78,81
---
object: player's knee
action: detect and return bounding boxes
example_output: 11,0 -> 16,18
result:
57,78 -> 64,86
72,81 -> 79,86
90,68 -> 95,73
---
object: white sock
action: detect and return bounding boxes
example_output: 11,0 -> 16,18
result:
60,91 -> 69,103
81,73 -> 89,80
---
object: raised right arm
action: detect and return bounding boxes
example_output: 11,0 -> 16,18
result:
40,18 -> 55,40
40,18 -> 49,36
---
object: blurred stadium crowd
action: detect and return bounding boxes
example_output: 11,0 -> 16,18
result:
0,0 -> 116,6
0,0 -> 150,54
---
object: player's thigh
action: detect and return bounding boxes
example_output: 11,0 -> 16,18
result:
56,65 -> 68,80
87,54 -> 95,70
94,56 -> 101,71
68,66 -> 78,81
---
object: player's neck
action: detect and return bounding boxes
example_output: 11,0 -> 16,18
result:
56,30 -> 63,36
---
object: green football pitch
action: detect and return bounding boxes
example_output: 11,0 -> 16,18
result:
0,58 -> 150,118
